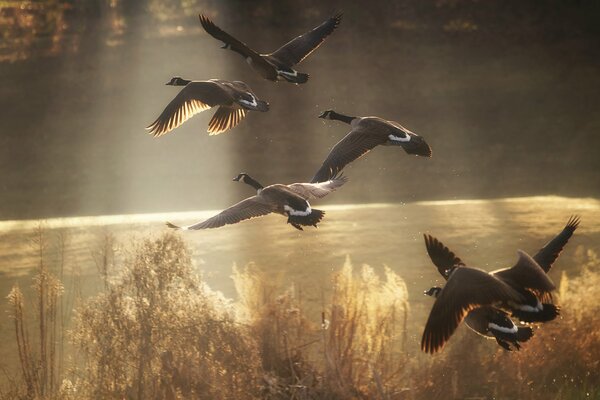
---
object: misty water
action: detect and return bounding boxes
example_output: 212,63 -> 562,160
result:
1,1 -> 600,395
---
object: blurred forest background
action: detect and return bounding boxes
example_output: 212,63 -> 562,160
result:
0,0 -> 599,220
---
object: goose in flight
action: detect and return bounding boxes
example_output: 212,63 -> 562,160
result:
199,13 -> 342,84
166,173 -> 347,231
311,110 -> 432,183
421,216 -> 579,353
147,78 -> 268,137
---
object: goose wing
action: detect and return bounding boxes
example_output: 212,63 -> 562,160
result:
166,196 -> 274,230
268,13 -> 342,66
199,14 -> 273,71
146,81 -> 230,137
492,251 -> 556,296
310,126 -> 387,183
533,215 -> 580,273
207,107 -> 247,135
287,174 -> 348,199
423,234 -> 465,279
421,267 -> 525,354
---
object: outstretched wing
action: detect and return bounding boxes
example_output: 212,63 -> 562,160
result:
533,215 -> 580,273
492,251 -> 556,297
166,196 -> 274,230
287,174 -> 348,199
207,107 -> 247,135
311,127 -> 387,183
199,14 -> 274,71
421,267 -> 525,354
423,235 -> 465,280
146,81 -> 228,137
268,13 -> 342,66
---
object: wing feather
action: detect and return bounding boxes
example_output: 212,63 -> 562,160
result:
423,235 -> 465,280
146,81 -> 229,137
269,13 -> 342,66
287,174 -> 348,199
166,196 -> 274,230
311,127 -> 387,183
533,215 -> 580,273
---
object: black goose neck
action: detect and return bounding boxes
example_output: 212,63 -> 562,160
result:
329,111 -> 355,124
243,176 -> 264,190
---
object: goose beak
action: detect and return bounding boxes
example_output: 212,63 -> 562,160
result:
165,81 -> 173,85
318,111 -> 327,119
232,176 -> 241,181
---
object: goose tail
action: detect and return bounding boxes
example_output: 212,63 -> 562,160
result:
516,326 -> 534,342
287,209 -> 324,229
512,303 -> 560,323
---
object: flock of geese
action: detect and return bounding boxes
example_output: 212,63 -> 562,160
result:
146,12 -> 580,354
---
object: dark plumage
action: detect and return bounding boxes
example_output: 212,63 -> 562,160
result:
199,13 -> 342,84
147,78 -> 268,137
166,173 -> 347,231
312,110 -> 432,183
421,217 -> 579,353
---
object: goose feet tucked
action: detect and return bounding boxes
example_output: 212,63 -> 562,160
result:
491,325 -> 533,351
287,209 -> 325,230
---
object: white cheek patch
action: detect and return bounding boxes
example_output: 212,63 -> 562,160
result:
246,56 -> 253,64
388,133 -> 411,142
278,70 -> 298,77
489,322 -> 518,334
284,204 -> 311,216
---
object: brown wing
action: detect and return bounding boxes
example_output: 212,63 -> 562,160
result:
268,13 -> 342,66
492,251 -> 556,296
310,127 -> 388,183
166,196 -> 274,230
207,107 -> 247,135
533,215 -> 580,273
421,267 -> 525,354
199,14 -> 274,72
287,174 -> 348,199
146,81 -> 229,137
423,235 -> 465,280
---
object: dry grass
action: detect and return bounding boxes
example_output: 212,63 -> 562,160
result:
3,232 -> 599,399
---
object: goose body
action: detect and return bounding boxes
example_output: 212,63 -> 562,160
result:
423,235 -> 534,352
421,216 -> 579,353
312,110 -> 431,183
147,78 -> 268,137
199,13 -> 342,84
166,173 -> 347,231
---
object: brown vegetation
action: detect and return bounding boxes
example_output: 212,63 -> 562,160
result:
3,233 -> 599,399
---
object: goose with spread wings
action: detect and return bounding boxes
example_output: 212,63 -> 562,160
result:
146,78 -> 269,137
311,110 -> 432,183
166,173 -> 347,231
423,235 -> 533,352
199,13 -> 342,84
421,216 -> 579,353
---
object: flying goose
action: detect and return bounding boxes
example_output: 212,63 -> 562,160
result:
420,259 -> 526,354
423,235 -> 533,352
311,110 -> 432,183
199,13 -> 342,84
421,217 -> 579,353
146,78 -> 269,137
166,173 -> 347,231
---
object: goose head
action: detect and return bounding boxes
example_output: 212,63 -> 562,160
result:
233,173 -> 250,182
318,110 -> 335,120
233,173 -> 264,191
424,286 -> 442,298
165,77 -> 191,86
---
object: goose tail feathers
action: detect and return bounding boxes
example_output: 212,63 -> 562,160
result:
287,209 -> 324,229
